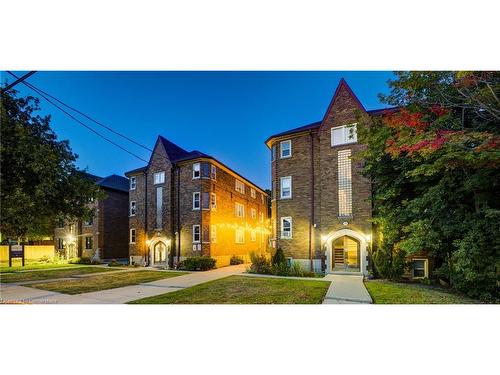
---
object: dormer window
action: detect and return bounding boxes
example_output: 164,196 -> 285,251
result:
331,124 -> 357,147
280,140 -> 292,158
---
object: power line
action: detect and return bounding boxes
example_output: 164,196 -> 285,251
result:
7,71 -> 160,168
1,71 -> 37,93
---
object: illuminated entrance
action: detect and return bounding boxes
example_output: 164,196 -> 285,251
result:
332,236 -> 360,272
153,241 -> 168,265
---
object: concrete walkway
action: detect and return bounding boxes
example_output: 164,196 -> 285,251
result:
0,264 -> 246,304
322,274 -> 372,304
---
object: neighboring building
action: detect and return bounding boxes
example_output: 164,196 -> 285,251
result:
265,78 -> 412,276
125,136 -> 270,268
54,174 -> 129,261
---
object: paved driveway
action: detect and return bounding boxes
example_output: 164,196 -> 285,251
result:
0,264 -> 247,304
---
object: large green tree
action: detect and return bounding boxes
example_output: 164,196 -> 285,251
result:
358,71 -> 499,301
0,89 -> 102,241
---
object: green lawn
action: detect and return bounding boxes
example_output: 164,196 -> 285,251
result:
29,270 -> 187,294
0,266 -> 119,283
365,279 -> 479,304
0,261 -> 82,273
129,275 -> 331,304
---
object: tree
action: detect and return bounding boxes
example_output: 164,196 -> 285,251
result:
358,71 -> 499,301
0,89 -> 102,241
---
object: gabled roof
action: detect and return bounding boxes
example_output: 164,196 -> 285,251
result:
96,174 -> 129,193
264,121 -> 322,146
158,135 -> 191,162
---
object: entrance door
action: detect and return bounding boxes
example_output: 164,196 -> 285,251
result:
153,242 -> 167,264
332,236 -> 360,272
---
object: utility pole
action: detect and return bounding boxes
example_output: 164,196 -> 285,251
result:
1,71 -> 37,93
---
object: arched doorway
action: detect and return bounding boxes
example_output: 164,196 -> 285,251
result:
152,241 -> 168,265
324,229 -> 368,275
332,236 -> 360,272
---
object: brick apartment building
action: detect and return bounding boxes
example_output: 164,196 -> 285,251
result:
125,136 -> 270,268
265,79 -> 381,275
54,174 -> 129,261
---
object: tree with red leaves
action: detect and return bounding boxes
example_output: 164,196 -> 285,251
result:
358,71 -> 499,301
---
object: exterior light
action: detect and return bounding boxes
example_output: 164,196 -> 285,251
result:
321,235 -> 328,243
145,239 -> 151,246
66,234 -> 76,243
365,234 -> 372,242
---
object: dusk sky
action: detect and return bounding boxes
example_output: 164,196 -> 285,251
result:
3,71 -> 395,189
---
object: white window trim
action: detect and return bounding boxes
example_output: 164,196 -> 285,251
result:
130,176 -> 136,190
129,228 -> 136,244
235,228 -> 245,244
280,176 -> 292,199
129,201 -> 136,217
251,229 -> 257,242
211,192 -> 217,210
331,123 -> 358,147
280,140 -> 292,159
412,258 -> 428,279
193,192 -> 200,210
250,188 -> 256,199
235,179 -> 245,194
192,162 -> 200,179
280,216 -> 292,239
154,171 -> 165,185
193,225 -> 201,243
211,165 -> 217,180
250,208 -> 257,219
235,202 -> 245,218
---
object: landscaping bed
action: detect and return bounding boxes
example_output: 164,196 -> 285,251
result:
129,275 -> 330,304
29,270 -> 187,294
364,279 -> 479,304
0,261 -> 82,273
0,266 -> 119,283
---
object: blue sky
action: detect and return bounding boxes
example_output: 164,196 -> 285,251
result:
3,71 -> 395,189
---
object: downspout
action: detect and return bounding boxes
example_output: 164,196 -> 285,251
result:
144,170 -> 149,266
170,166 -> 176,268
309,131 -> 315,272
199,163 -> 203,256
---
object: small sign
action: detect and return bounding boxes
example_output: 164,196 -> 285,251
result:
9,243 -> 25,267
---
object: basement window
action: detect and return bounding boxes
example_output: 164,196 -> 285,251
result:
412,259 -> 428,278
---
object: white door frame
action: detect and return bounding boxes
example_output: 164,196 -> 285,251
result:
324,229 -> 368,275
149,238 -> 169,267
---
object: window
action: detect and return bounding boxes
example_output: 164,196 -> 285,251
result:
271,144 -> 276,161
57,219 -> 64,228
193,225 -> 200,243
251,230 -> 257,242
261,194 -> 265,204
412,259 -> 427,278
130,176 -> 136,190
280,176 -> 292,199
57,238 -> 65,250
235,179 -> 245,194
130,229 -> 136,244
211,165 -> 217,179
193,192 -> 200,210
280,140 -> 292,158
85,236 -> 93,250
281,217 -> 292,239
84,217 -> 93,226
235,202 -> 245,217
235,228 -> 245,244
250,188 -> 256,199
338,150 -> 352,217
211,193 -> 217,209
193,163 -> 200,179
211,225 -> 217,243
154,171 -> 165,184
156,187 -> 163,228
331,124 -> 358,146
259,212 -> 264,223
201,162 -> 210,178
250,208 -> 257,219
130,201 -> 136,216
202,192 -> 210,210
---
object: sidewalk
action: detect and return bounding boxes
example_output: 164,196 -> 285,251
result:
0,264 -> 246,304
322,274 -> 372,304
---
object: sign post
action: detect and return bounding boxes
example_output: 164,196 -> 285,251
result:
9,243 -> 25,267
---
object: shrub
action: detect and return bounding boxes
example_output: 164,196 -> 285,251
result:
272,248 -> 286,265
229,255 -> 244,265
180,256 -> 216,271
38,255 -> 51,263
248,252 -> 271,274
69,257 -> 92,265
108,259 -> 123,267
